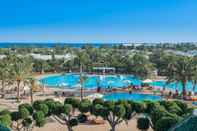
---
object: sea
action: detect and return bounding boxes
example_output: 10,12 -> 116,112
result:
0,43 -> 123,48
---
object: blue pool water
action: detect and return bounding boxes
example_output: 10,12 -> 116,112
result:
103,92 -> 162,101
149,81 -> 197,92
39,73 -> 141,89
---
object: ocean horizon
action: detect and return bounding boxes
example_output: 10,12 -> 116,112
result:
0,43 -> 124,48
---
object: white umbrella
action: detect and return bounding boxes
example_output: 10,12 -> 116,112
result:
143,79 -> 153,83
86,93 -> 103,99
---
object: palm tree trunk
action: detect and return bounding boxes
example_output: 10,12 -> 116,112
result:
80,86 -> 83,101
16,80 -> 21,102
1,80 -> 4,92
111,125 -> 116,131
182,81 -> 187,98
80,64 -> 83,73
30,86 -> 33,104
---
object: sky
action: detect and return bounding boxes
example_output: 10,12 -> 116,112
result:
0,0 -> 197,43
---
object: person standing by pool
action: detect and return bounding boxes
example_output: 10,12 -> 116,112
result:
128,86 -> 132,94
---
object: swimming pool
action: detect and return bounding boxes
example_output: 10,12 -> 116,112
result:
103,92 -> 162,101
149,81 -> 197,92
39,73 -> 141,89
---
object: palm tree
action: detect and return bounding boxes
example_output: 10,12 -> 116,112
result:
10,55 -> 33,102
75,50 -> 90,73
26,77 -> 36,104
0,59 -> 10,93
79,73 -> 87,101
129,52 -> 155,79
166,56 -> 197,98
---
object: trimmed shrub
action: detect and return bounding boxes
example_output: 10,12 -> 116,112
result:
137,117 -> 150,131
33,111 -> 45,127
92,98 -> 104,106
155,117 -> 179,131
0,110 -> 10,116
19,107 -> 30,119
64,97 -> 80,109
19,103 -> 33,115
0,114 -> 11,127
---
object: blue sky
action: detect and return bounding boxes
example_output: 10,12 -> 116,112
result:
0,0 -> 197,43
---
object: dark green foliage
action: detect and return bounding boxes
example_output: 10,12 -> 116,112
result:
19,107 -> 30,119
33,111 -> 45,127
44,99 -> 56,115
160,101 -> 182,115
144,101 -> 160,114
68,118 -> 78,127
150,105 -> 169,127
79,99 -> 92,113
174,101 -> 188,114
155,117 -> 179,131
33,101 -> 49,116
172,116 -> 197,131
53,102 -> 64,115
0,114 -> 11,127
92,98 -> 104,106
62,104 -> 72,115
113,105 -> 126,117
19,103 -> 33,115
0,124 -> 10,131
104,101 -> 115,111
10,111 -> 20,121
134,102 -> 146,113
92,104 -> 105,117
137,117 -> 150,131
33,100 -> 44,110
77,114 -> 87,123
22,117 -> 33,128
64,97 -> 80,109
122,102 -> 134,120
0,110 -> 10,116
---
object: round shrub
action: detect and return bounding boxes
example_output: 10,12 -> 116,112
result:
44,99 -> 56,115
33,111 -> 45,127
33,102 -> 49,116
104,101 -> 115,111
174,101 -> 188,114
92,104 -> 105,117
79,100 -> 92,113
92,98 -> 104,106
19,107 -> 30,119
144,101 -> 160,114
113,105 -> 126,117
137,117 -> 150,131
64,97 -> 80,109
155,117 -> 179,131
0,114 -> 11,127
33,100 -> 44,110
19,103 -> 33,115
62,104 -> 72,115
0,110 -> 10,116
150,105 -> 169,127
134,102 -> 146,113
53,102 -> 64,115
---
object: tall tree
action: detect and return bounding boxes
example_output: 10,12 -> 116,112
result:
9,54 -> 33,102
165,55 -> 197,98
